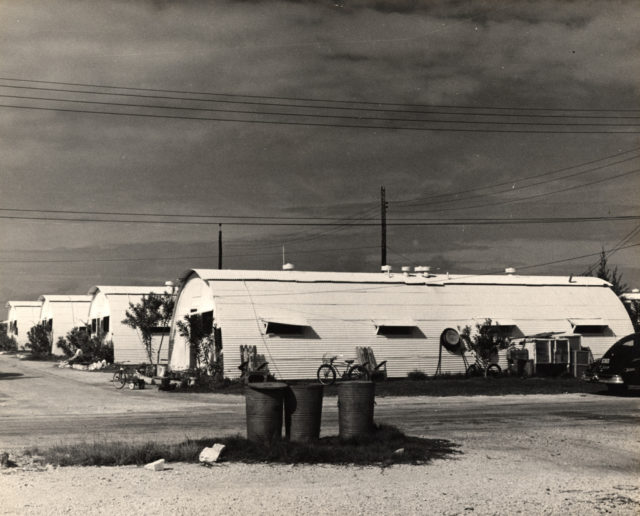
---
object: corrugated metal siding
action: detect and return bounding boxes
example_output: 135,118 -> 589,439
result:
169,274 -> 633,379
7,304 -> 42,350
106,294 -> 170,364
48,300 -> 91,355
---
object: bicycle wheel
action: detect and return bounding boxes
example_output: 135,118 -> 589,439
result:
348,365 -> 369,381
317,364 -> 337,385
466,364 -> 482,377
486,364 -> 501,378
112,370 -> 126,389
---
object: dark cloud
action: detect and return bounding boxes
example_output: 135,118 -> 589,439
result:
0,0 -> 639,310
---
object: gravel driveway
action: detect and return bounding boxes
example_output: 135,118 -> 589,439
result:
1,355 -> 639,514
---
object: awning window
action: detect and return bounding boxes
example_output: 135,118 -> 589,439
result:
473,318 -> 518,328
569,318 -> 609,335
260,313 -> 309,336
263,321 -> 307,335
374,319 -> 419,336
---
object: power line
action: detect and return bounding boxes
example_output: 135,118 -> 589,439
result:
3,91 -> 639,128
1,76 -> 638,114
2,103 -> 639,135
1,213 -> 638,226
0,205 -> 378,222
0,245 -> 380,264
515,242 -> 640,271
392,148 -> 640,208
582,224 -> 640,275
397,167 -> 640,214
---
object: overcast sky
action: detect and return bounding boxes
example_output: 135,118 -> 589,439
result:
1,0 -> 639,315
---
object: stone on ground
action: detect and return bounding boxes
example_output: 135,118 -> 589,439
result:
199,444 -> 226,464
144,459 -> 165,471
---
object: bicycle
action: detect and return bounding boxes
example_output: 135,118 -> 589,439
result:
112,365 -> 146,390
316,354 -> 369,385
465,352 -> 501,378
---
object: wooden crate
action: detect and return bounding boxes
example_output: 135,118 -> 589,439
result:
535,340 -> 552,364
571,350 -> 591,366
572,363 -> 588,378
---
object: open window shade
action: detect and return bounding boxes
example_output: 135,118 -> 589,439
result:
569,318 -> 608,334
374,319 -> 418,336
259,312 -> 309,335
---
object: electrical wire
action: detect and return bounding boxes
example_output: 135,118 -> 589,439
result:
2,103 -> 638,134
2,92 -> 639,128
0,245 -> 379,264
1,76 -> 638,114
0,214 -> 638,226
395,167 -> 640,214
393,152 -> 640,210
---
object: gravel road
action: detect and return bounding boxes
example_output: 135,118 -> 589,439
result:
1,355 -> 639,514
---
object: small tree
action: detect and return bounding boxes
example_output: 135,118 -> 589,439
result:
460,318 -> 510,377
592,249 -> 628,296
121,293 -> 175,365
0,324 -> 17,352
56,327 -> 114,363
26,322 -> 52,357
176,315 -> 223,381
591,250 -> 638,330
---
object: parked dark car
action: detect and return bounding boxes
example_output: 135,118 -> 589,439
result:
596,333 -> 640,393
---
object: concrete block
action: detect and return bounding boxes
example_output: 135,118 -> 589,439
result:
199,444 -> 226,464
144,459 -> 165,471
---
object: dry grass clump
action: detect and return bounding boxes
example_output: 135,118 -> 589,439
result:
26,425 -> 460,467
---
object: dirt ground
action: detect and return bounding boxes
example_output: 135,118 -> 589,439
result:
1,355 -> 639,514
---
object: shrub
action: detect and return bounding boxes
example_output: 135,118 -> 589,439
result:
26,322 -> 51,357
407,369 -> 428,381
122,293 -> 174,365
0,326 -> 18,352
56,327 -> 114,363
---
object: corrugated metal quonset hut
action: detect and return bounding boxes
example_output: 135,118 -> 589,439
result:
87,286 -> 172,364
5,301 -> 43,350
38,295 -> 92,355
168,268 -> 634,380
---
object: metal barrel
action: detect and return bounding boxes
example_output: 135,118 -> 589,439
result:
284,383 -> 324,442
337,381 -> 375,439
245,382 -> 287,444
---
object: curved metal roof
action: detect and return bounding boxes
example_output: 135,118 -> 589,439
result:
179,268 -> 611,287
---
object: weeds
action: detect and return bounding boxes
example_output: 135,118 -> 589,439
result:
26,425 -> 460,467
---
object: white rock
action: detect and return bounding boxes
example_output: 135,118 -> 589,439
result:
144,459 -> 165,471
392,448 -> 405,456
199,444 -> 226,464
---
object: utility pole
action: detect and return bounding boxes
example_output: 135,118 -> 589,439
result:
218,224 -> 223,269
381,186 -> 387,267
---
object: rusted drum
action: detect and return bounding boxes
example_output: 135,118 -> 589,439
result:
245,382 -> 287,444
338,381 -> 375,439
284,383 -> 324,442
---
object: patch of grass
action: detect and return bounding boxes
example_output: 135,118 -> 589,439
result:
25,425 -> 460,467
318,376 -> 605,397
407,369 -> 428,381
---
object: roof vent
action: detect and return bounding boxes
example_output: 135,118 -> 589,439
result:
415,266 -> 431,277
505,267 -> 516,275
282,263 -> 295,271
401,266 -> 411,276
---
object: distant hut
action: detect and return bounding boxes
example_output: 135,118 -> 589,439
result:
168,268 -> 634,380
87,286 -> 172,364
38,295 -> 92,355
5,300 -> 42,350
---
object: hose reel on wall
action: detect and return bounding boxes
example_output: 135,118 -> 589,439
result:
435,327 -> 470,375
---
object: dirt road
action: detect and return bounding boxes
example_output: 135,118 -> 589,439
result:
2,354 -> 639,514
